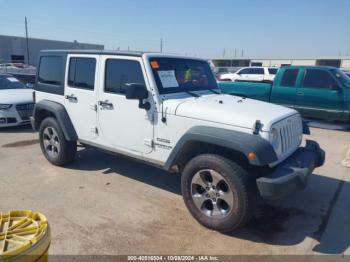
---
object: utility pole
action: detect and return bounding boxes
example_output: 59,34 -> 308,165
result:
222,48 -> 226,58
234,48 -> 237,57
241,49 -> 244,58
25,17 -> 30,65
160,38 -> 163,53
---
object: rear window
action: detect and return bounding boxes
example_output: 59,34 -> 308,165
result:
280,69 -> 299,87
38,56 -> 62,86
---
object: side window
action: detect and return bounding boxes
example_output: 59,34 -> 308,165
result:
252,68 -> 264,74
68,57 -> 96,90
280,69 -> 299,87
302,69 -> 337,89
38,56 -> 63,86
239,68 -> 251,75
105,59 -> 145,94
268,68 -> 278,75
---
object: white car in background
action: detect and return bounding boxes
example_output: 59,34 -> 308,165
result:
219,67 -> 278,82
0,74 -> 34,127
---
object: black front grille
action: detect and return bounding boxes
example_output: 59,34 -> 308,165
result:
0,118 -> 17,124
16,103 -> 34,120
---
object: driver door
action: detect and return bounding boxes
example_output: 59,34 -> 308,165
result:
97,56 -> 154,155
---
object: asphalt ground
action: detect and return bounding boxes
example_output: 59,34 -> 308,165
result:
0,121 -> 349,256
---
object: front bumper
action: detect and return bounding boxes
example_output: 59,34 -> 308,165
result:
0,105 -> 32,127
256,140 -> 325,200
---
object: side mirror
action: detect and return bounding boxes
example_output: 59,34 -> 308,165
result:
329,84 -> 341,92
125,83 -> 148,100
125,83 -> 151,110
25,83 -> 34,89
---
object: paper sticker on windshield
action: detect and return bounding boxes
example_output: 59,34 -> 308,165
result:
157,70 -> 179,88
7,77 -> 19,82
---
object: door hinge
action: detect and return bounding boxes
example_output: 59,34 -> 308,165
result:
91,126 -> 98,135
144,139 -> 154,147
90,104 -> 97,111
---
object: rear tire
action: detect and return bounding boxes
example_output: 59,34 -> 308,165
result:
181,154 -> 257,232
39,117 -> 77,166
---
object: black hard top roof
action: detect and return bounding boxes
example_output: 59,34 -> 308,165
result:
39,49 -> 145,57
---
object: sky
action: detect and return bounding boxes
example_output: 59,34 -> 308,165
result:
1,0 -> 349,58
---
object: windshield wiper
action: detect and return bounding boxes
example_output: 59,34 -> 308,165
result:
185,91 -> 200,97
208,89 -> 221,94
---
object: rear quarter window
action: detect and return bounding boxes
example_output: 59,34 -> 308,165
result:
38,56 -> 62,85
36,55 -> 65,95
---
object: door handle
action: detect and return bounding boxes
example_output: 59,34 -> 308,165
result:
296,92 -> 304,96
65,94 -> 78,101
98,100 -> 114,108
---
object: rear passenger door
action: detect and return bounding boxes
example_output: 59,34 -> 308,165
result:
270,68 -> 299,108
295,69 -> 344,120
64,55 -> 99,141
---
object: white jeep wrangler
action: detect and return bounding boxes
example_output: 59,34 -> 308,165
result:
31,50 -> 325,232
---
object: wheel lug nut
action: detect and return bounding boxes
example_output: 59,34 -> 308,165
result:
212,198 -> 216,202
206,194 -> 210,198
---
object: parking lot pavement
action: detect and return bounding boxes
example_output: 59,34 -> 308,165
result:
0,125 -> 349,255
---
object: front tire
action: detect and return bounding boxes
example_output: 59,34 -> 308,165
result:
39,117 -> 77,166
181,154 -> 256,232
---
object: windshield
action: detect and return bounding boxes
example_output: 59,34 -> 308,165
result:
331,69 -> 350,87
149,57 -> 218,94
0,75 -> 25,89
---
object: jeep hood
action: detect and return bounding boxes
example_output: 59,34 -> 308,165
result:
164,94 -> 297,131
0,89 -> 34,104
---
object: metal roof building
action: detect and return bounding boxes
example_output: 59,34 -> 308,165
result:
210,57 -> 350,70
0,35 -> 104,66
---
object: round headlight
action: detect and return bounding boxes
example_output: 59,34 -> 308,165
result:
270,128 -> 281,152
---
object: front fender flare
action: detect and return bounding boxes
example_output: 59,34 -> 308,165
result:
164,126 -> 277,170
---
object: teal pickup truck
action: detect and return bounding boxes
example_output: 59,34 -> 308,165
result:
219,66 -> 350,122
